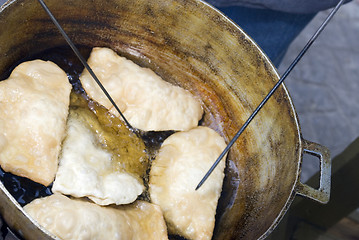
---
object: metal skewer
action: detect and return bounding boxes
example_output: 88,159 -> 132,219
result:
196,0 -> 345,190
37,0 -> 133,130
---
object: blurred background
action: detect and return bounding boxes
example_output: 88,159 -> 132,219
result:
279,0 -> 359,181
274,1 -> 359,239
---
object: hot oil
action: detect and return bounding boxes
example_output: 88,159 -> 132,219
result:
0,46 -> 173,205
69,92 -> 148,180
68,91 -> 155,201
0,45 -> 236,240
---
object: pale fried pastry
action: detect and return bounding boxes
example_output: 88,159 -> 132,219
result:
52,108 -> 145,205
24,193 -> 169,240
0,60 -> 71,186
149,126 -> 227,240
80,47 -> 203,131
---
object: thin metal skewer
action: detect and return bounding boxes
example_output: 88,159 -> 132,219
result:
196,0 -> 345,190
37,0 -> 133,130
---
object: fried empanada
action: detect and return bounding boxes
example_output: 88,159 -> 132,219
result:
0,60 -> 71,186
24,194 -> 168,240
80,47 -> 203,131
149,126 -> 227,240
52,108 -> 145,205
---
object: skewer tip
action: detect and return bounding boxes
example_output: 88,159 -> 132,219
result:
195,170 -> 211,190
195,181 -> 203,191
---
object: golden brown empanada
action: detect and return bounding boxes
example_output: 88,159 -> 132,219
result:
24,194 -> 168,240
80,47 -> 203,131
0,60 -> 71,186
149,126 -> 227,240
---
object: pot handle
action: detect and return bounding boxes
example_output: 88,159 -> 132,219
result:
295,139 -> 331,204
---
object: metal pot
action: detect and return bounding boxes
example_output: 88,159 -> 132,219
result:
0,0 -> 331,239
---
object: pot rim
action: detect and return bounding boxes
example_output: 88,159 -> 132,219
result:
0,0 -> 331,239
204,3 -> 332,238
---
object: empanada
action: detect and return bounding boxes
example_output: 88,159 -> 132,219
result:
0,60 -> 71,186
149,126 -> 227,240
24,194 -> 169,240
52,107 -> 147,205
80,47 -> 203,131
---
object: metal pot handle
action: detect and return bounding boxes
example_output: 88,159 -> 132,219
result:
295,139 -> 331,204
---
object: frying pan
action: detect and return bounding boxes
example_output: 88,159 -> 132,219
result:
0,0 -> 331,239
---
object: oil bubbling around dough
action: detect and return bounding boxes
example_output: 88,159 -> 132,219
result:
68,91 -> 149,183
